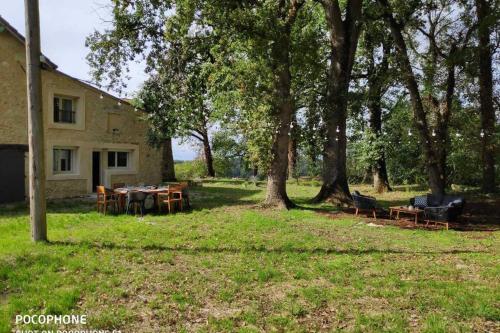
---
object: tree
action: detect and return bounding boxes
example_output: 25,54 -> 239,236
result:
364,29 -> 393,192
475,0 -> 498,192
313,0 -> 363,204
134,77 -> 177,181
211,130 -> 250,177
206,0 -> 307,208
253,0 -> 305,208
141,33 -> 217,177
137,66 -> 216,178
288,3 -> 328,180
352,17 -> 396,193
86,1 -> 174,93
24,0 -> 47,242
377,0 -> 476,198
87,1 -> 218,177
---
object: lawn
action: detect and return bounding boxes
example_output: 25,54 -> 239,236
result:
0,181 -> 498,332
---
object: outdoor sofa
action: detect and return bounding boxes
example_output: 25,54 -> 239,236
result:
410,194 -> 465,222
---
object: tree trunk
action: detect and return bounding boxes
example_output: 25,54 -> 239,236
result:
314,0 -> 362,204
253,166 -> 258,177
372,161 -> 391,192
265,99 -> 294,208
265,96 -> 294,208
201,132 -> 215,177
315,84 -> 352,204
428,159 -> 446,198
264,36 -> 295,209
262,0 -> 306,209
368,88 -> 392,193
379,0 -> 446,197
476,0 -> 497,193
161,137 -> 176,181
25,0 -> 47,242
365,31 -> 392,193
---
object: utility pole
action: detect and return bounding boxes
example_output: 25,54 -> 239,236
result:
25,0 -> 47,241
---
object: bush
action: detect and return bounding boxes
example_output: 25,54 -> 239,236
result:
175,160 -> 207,179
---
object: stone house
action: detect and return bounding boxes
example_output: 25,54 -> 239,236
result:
0,15 -> 163,203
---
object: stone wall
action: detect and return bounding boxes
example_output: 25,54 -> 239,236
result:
46,179 -> 87,199
0,28 -> 163,200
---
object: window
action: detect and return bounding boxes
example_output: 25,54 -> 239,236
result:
108,151 -> 129,168
53,96 -> 76,123
53,149 -> 74,173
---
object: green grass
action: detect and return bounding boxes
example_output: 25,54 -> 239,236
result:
0,180 -> 498,332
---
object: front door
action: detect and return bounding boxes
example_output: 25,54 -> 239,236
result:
92,152 -> 101,192
0,148 -> 26,203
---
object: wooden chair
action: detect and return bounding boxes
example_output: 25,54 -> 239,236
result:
112,183 -> 126,211
97,186 -> 118,214
158,186 -> 183,214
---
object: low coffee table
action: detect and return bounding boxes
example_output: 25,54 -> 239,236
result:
389,206 -> 424,225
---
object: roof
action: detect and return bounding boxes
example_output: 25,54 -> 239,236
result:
54,70 -> 132,106
0,14 -> 57,69
0,14 -> 130,105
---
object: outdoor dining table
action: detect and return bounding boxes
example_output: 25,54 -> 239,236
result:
114,186 -> 170,212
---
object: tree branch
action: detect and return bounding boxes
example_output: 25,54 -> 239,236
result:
190,132 -> 204,142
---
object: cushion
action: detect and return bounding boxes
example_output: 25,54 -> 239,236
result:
414,196 -> 428,208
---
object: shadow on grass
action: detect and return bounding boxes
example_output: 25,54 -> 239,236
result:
48,240 -> 491,255
0,186 -> 262,217
200,178 -> 266,186
0,199 -> 97,218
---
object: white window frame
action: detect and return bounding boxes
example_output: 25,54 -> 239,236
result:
107,151 -> 130,169
53,95 -> 77,124
53,148 -> 76,174
47,88 -> 86,131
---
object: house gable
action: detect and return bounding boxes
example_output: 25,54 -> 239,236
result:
0,14 -> 57,70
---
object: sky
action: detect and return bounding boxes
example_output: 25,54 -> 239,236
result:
1,0 -> 197,160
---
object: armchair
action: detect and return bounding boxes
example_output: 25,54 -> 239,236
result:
352,191 -> 378,218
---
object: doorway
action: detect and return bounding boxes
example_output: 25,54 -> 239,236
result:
92,151 -> 101,192
0,146 -> 26,203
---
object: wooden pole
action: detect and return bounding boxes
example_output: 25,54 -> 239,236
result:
25,0 -> 47,241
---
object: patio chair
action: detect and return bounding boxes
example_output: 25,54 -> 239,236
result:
410,194 -> 465,222
96,186 -> 119,215
352,191 -> 378,218
158,185 -> 183,214
126,191 -> 147,216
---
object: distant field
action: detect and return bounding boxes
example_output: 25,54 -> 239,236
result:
0,180 -> 498,332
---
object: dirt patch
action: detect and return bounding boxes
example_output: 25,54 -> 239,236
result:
317,198 -> 500,231
458,199 -> 500,230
